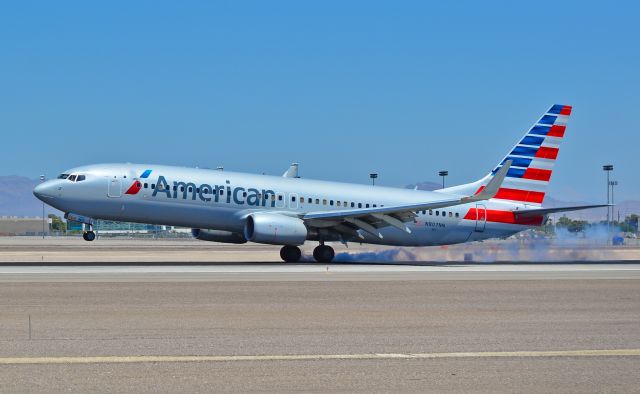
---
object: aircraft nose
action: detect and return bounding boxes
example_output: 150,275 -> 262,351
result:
33,181 -> 55,201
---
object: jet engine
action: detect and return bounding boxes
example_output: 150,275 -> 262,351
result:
191,229 -> 247,244
243,213 -> 307,245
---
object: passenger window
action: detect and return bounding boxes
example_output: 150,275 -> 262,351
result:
358,203 -> 362,208
271,195 -> 275,201
337,201 -> 341,207
69,175 -> 77,181
173,186 -> 177,191
308,198 -> 312,203
351,202 -> 355,208
436,211 -> 439,216
151,184 -> 155,189
188,187 -> 193,192
220,189 -> 224,195
366,204 -> 370,208
449,212 -> 453,217
343,201 -> 347,207
144,183 -> 148,188
455,212 -> 460,218
429,210 -> 433,215
422,210 -> 426,215
315,198 -> 320,204
330,200 -> 334,206
278,195 -> 283,201
242,191 -> 247,197
323,199 -> 327,205
292,196 -> 296,202
300,196 -> 304,203
373,204 -> 377,208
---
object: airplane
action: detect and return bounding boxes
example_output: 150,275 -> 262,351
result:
34,104 -> 608,263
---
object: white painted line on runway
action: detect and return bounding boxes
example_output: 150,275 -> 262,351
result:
1,264 -> 640,275
1,349 -> 639,365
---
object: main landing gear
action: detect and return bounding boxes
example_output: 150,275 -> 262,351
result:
279,244 -> 336,263
280,245 -> 302,262
313,244 -> 335,263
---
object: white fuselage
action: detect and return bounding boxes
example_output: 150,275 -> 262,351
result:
34,163 -> 539,246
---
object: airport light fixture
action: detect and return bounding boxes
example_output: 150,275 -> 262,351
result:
439,170 -> 448,189
610,180 -> 618,223
39,175 -> 46,239
369,173 -> 378,186
602,165 -> 613,227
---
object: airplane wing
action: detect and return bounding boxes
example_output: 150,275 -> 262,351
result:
301,161 -> 513,239
513,204 -> 612,217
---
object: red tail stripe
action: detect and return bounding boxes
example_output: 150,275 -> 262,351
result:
463,208 -> 544,226
535,146 -> 559,160
560,106 -> 572,115
547,125 -> 566,138
522,168 -> 552,182
495,188 -> 545,203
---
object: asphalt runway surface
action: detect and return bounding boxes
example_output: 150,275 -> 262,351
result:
1,265 -> 640,392
1,239 -> 640,392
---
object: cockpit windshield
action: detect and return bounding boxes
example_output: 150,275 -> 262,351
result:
65,174 -> 87,182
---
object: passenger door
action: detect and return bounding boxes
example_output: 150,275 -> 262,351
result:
108,176 -> 122,198
289,193 -> 299,210
475,204 -> 486,232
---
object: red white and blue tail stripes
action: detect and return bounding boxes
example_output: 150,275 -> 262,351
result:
478,104 -> 571,205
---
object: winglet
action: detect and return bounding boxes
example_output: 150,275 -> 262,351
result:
282,163 -> 300,178
461,160 -> 511,203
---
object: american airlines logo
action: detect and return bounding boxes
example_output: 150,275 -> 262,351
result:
148,175 -> 278,207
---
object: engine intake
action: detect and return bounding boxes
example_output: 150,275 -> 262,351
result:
243,213 -> 307,245
191,229 -> 247,244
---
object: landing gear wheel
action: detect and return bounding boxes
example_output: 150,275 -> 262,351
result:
313,245 -> 335,263
83,231 -> 96,242
280,245 -> 302,262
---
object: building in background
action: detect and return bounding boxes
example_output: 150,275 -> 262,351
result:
0,217 -> 49,236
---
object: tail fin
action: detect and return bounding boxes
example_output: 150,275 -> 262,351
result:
442,104 -> 572,206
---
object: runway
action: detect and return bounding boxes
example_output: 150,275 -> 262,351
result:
1,238 -> 640,392
1,262 -> 640,282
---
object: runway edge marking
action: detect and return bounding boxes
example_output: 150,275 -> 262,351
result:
1,349 -> 640,365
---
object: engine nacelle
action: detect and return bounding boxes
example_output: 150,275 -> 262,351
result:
191,229 -> 247,244
243,213 -> 307,246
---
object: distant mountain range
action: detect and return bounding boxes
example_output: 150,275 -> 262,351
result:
0,176 -> 636,222
0,176 -> 61,217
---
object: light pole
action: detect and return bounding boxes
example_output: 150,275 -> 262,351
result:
39,175 -> 46,238
610,180 -> 618,224
603,165 -> 613,227
439,171 -> 448,189
369,173 -> 378,186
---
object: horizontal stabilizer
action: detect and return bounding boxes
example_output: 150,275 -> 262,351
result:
513,204 -> 612,217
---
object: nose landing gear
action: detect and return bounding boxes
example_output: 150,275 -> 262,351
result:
82,224 -> 96,242
82,231 -> 96,241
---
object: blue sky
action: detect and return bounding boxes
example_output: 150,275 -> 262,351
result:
1,1 -> 638,202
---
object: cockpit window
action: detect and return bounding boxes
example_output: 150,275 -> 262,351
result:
68,175 -> 77,181
76,175 -> 86,182
58,174 -> 69,179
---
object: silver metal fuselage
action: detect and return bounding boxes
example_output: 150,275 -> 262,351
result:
34,163 -> 534,246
